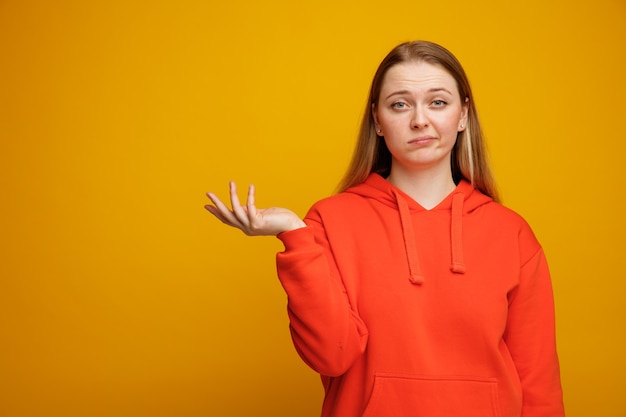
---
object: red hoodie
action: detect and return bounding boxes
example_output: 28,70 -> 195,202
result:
276,174 -> 564,417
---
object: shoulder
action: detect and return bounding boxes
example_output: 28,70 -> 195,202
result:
461,180 -> 535,237
478,200 -> 542,257
312,191 -> 363,209
305,192 -> 366,222
482,200 -> 529,227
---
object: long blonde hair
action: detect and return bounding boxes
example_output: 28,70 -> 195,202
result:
337,40 -> 500,202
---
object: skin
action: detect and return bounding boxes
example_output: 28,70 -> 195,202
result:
205,182 -> 305,236
205,61 -> 468,233
373,61 -> 468,209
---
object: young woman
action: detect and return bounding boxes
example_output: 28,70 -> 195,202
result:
205,41 -> 565,417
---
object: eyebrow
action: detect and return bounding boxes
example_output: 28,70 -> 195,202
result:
385,88 -> 454,100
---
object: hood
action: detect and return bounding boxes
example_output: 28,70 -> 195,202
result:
344,173 -> 493,285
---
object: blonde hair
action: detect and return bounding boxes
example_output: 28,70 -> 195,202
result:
337,40 -> 500,202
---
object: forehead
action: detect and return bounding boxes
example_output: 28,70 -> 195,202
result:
381,61 -> 458,94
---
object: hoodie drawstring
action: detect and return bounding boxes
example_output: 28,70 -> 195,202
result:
392,189 -> 467,285
392,189 -> 425,285
450,193 -> 466,274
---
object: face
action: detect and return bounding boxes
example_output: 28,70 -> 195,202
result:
373,61 -> 468,177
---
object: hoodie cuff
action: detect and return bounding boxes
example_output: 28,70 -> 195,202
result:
277,225 -> 315,251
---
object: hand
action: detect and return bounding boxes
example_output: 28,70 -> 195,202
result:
205,182 -> 306,236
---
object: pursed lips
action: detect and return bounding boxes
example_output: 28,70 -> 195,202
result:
408,135 -> 436,145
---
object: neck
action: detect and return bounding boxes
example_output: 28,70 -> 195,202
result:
387,164 -> 456,210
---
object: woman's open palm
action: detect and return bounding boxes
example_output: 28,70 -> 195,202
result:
205,182 -> 306,236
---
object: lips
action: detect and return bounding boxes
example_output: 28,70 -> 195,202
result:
408,136 -> 436,145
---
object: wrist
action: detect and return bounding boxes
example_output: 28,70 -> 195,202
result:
286,218 -> 307,232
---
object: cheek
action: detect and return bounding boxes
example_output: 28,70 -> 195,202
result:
379,113 -> 407,131
433,114 -> 462,134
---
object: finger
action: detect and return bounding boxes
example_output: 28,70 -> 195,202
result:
229,181 -> 250,226
246,184 -> 257,219
204,204 -> 228,223
204,203 -> 233,226
206,191 -> 243,227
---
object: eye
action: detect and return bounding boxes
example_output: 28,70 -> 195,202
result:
432,100 -> 447,107
391,101 -> 409,110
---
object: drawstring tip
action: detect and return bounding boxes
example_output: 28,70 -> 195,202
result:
409,274 -> 425,285
451,263 -> 466,274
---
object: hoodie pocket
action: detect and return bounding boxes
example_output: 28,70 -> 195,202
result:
362,373 -> 501,417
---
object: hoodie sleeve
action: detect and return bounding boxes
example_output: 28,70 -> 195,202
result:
275,213 -> 369,377
504,237 -> 565,417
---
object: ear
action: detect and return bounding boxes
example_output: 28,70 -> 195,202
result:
458,97 -> 469,132
372,103 -> 381,131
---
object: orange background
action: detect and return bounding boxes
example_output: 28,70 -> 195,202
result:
1,1 -> 625,416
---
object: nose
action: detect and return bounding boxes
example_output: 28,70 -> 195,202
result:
411,106 -> 428,129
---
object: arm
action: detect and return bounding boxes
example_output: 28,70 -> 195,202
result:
206,182 -> 368,376
276,216 -> 368,377
504,247 -> 565,417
